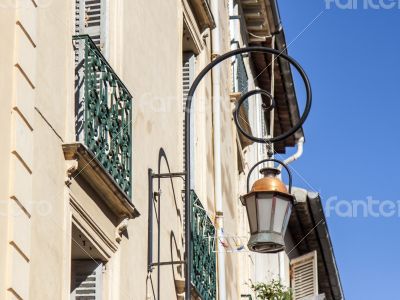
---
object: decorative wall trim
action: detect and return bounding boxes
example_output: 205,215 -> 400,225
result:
34,107 -> 64,142
9,242 -> 29,263
16,21 -> 36,48
14,64 -> 35,89
70,193 -> 119,257
182,0 -> 204,53
11,151 -> 32,175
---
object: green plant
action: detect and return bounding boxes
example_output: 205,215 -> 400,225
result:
250,280 -> 293,300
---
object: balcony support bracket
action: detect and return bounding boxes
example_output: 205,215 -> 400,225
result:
62,143 -> 139,220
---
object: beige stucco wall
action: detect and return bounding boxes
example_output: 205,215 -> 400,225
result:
0,0 -> 291,299
120,1 -> 184,298
213,2 -> 242,299
0,4 -> 16,300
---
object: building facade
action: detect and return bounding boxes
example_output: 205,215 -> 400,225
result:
0,0 -> 343,299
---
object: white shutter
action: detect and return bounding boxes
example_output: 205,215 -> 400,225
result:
183,53 -> 195,111
74,0 -> 106,140
75,0 -> 106,50
183,53 -> 195,189
75,0 -> 82,35
74,0 -> 85,141
71,260 -> 103,300
291,251 -> 318,300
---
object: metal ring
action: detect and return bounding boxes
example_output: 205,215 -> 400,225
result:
185,47 -> 312,144
234,89 -> 275,140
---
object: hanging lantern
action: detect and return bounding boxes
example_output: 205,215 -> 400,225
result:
241,167 -> 295,253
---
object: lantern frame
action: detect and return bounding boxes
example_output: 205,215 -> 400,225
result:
241,159 -> 295,253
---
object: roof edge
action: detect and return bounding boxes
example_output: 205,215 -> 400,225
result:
308,192 -> 345,300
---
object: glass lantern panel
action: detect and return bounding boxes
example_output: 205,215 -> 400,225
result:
281,204 -> 292,236
246,195 -> 257,233
257,193 -> 273,231
272,195 -> 291,233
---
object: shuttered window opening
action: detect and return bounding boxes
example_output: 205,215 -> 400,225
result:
182,52 -> 196,190
75,0 -> 105,50
291,251 -> 319,300
181,52 -> 196,238
71,260 -> 103,300
235,54 -> 248,95
233,53 -> 252,135
183,53 -> 195,113
75,0 -> 81,36
182,60 -> 190,108
74,0 -> 106,140
232,53 -> 255,151
84,0 -> 102,47
232,54 -> 248,94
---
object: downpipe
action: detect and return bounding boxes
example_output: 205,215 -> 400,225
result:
278,137 -> 304,175
278,137 -> 304,282
283,137 -> 304,166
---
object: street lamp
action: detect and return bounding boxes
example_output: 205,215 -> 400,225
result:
147,47 -> 312,300
241,160 -> 295,253
184,47 -> 311,299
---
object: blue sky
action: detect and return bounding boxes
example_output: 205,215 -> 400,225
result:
276,1 -> 400,299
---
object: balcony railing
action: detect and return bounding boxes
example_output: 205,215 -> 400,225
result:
191,190 -> 217,300
73,35 -> 133,198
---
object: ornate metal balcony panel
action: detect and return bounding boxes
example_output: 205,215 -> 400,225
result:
73,35 -> 132,198
191,190 -> 216,300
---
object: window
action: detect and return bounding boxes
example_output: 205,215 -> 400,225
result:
233,53 -> 250,121
75,0 -> 106,52
233,54 -> 249,95
182,12 -> 197,189
182,52 -> 196,189
70,224 -> 106,300
231,53 -> 253,150
71,261 -> 103,300
182,53 -> 195,112
290,251 -> 319,300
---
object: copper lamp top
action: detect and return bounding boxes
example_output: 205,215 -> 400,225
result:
251,167 -> 289,194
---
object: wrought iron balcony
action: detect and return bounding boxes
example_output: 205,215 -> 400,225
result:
191,190 -> 216,300
73,35 -> 133,198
